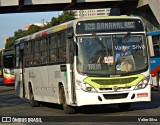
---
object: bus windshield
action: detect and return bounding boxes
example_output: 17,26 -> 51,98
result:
77,34 -> 148,75
4,55 -> 14,68
4,68 -> 14,74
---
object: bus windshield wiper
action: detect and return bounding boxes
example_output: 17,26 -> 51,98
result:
117,32 -> 131,45
92,33 -> 108,56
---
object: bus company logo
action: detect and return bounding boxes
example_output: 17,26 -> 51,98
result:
2,117 -> 11,122
113,86 -> 118,91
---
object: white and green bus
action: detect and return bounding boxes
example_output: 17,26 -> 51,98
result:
14,16 -> 152,114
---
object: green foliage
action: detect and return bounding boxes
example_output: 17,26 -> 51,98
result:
41,22 -> 52,30
27,24 -> 41,35
50,11 -> 75,26
14,29 -> 27,39
58,11 -> 75,24
5,11 -> 75,50
51,17 -> 60,26
5,37 -> 15,50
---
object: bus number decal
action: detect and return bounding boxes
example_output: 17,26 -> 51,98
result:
88,64 -> 101,70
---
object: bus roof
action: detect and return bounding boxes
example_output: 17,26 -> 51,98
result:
147,30 -> 160,36
75,15 -> 141,21
15,20 -> 74,44
15,15 -> 142,44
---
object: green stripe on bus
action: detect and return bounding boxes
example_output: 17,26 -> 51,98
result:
64,72 -> 68,85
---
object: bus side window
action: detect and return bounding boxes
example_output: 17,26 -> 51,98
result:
33,39 -> 42,65
34,53 -> 42,64
50,49 -> 57,63
30,54 -> 33,65
42,51 -> 48,64
58,31 -> 66,62
59,48 -> 66,61
49,34 -> 58,63
24,42 -> 32,66
41,38 -> 48,64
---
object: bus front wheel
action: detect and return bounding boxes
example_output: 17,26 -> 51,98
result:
29,88 -> 40,107
59,86 -> 76,114
118,103 -> 131,111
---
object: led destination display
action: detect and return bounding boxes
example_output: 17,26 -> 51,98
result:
76,19 -> 144,34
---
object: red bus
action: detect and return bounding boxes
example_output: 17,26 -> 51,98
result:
1,50 -> 15,85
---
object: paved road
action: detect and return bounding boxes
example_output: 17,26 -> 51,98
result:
0,78 -> 160,125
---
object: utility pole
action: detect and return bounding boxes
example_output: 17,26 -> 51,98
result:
42,19 -> 45,26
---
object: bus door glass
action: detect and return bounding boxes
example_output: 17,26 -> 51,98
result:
15,44 -> 25,98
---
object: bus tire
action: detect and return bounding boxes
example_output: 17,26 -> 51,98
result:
59,86 -> 76,114
29,88 -> 40,107
118,103 -> 131,111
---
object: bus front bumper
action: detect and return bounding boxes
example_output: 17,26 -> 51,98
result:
75,85 -> 151,106
3,77 -> 15,85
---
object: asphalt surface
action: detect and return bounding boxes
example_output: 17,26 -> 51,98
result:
0,78 -> 160,125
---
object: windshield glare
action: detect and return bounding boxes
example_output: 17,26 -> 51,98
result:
4,68 -> 14,74
77,34 -> 148,75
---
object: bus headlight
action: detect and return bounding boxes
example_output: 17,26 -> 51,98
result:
134,76 -> 150,90
77,82 -> 97,92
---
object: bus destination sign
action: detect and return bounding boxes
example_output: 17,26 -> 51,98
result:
76,19 -> 144,34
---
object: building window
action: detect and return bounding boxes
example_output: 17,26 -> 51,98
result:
97,10 -> 105,12
97,13 -> 105,16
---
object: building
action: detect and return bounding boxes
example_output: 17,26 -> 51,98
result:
72,8 -> 111,18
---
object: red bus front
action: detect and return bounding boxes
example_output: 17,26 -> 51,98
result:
3,68 -> 15,85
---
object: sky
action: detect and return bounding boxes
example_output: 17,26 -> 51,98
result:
0,11 -> 61,49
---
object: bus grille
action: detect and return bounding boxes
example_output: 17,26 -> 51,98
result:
99,86 -> 132,91
103,93 -> 128,99
91,77 -> 138,85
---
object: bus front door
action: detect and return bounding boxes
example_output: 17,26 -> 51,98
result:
19,49 -> 25,98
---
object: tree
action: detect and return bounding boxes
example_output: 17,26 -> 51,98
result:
14,29 -> 27,39
26,24 -> 41,35
41,21 -> 52,30
58,11 -> 75,24
5,37 -> 15,50
50,17 -> 59,26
